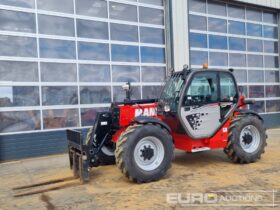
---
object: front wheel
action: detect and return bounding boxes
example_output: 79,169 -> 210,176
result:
115,124 -> 174,183
85,127 -> 116,165
98,144 -> 116,165
224,115 -> 267,163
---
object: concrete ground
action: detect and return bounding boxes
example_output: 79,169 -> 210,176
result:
0,129 -> 279,210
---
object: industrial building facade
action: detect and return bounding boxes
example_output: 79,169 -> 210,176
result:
0,0 -> 279,160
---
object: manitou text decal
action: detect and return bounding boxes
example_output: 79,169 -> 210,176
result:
135,107 -> 157,117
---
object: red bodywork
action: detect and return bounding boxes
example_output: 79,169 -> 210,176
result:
111,96 -> 246,152
111,103 -> 158,142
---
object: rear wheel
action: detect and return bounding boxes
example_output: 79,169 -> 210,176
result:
115,124 -> 174,183
224,115 -> 267,163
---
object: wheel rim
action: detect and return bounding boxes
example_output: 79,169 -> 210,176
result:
240,125 -> 261,153
133,136 -> 165,171
101,145 -> 115,156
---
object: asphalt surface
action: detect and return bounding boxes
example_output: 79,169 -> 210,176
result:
0,129 -> 279,210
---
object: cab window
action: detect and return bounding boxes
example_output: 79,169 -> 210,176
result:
184,72 -> 218,106
220,72 -> 238,102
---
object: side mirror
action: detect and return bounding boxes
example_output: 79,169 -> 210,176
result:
182,64 -> 190,80
242,98 -> 255,105
168,67 -> 175,77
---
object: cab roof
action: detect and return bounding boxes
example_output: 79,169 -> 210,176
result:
171,68 -> 234,77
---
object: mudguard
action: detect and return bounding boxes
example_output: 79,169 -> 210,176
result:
134,116 -> 171,132
235,109 -> 264,121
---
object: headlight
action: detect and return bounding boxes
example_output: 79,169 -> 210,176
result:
122,83 -> 130,91
164,104 -> 171,112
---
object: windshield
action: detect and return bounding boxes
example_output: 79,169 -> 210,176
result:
160,74 -> 184,111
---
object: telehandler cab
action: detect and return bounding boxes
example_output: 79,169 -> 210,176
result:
67,66 -> 267,183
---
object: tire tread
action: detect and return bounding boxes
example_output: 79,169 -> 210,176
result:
224,115 -> 267,164
115,123 -> 173,183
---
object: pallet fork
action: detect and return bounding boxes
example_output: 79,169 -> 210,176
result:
67,129 -> 91,183
12,131 -> 91,197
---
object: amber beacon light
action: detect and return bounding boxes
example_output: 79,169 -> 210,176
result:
203,63 -> 208,69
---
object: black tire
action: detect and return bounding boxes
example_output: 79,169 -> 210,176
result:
97,143 -> 116,165
115,124 -> 174,183
85,127 -> 116,165
224,115 -> 267,163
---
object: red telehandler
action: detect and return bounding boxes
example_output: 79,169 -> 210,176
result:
67,66 -> 267,183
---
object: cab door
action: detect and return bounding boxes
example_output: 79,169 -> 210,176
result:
219,72 -> 239,121
179,71 -> 221,139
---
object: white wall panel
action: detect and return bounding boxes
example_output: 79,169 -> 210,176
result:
171,0 -> 189,71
